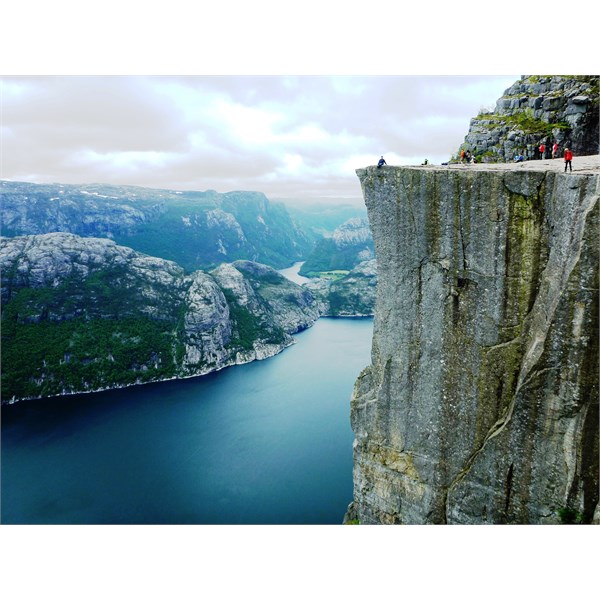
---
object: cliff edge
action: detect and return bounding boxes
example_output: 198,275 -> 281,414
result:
347,157 -> 599,524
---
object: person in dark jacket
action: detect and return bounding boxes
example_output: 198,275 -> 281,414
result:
377,156 -> 386,168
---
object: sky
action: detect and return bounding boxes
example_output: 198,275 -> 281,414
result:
1,75 -> 518,204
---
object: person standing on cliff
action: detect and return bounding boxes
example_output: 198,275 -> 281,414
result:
564,147 -> 573,172
377,156 -> 387,168
552,141 -> 559,158
539,142 -> 546,159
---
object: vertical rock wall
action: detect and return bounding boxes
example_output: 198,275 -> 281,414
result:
347,164 -> 599,524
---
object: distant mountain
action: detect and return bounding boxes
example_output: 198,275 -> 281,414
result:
0,233 -> 320,403
304,259 -> 377,317
284,201 -> 367,243
0,181 -> 312,271
299,217 -> 375,276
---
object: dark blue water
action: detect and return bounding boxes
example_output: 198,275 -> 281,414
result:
1,317 -> 373,524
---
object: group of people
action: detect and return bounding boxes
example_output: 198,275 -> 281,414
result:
512,141 -> 574,171
532,141 -> 574,171
538,141 -> 559,160
377,144 -> 573,172
459,149 -> 477,164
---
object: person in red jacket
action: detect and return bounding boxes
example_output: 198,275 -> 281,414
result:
539,142 -> 546,159
552,141 -> 559,158
564,148 -> 573,172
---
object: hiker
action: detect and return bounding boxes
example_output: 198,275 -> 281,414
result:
539,142 -> 546,159
465,150 -> 472,163
552,141 -> 559,158
421,158 -> 428,165
377,156 -> 386,168
460,149 -> 466,163
564,147 -> 573,172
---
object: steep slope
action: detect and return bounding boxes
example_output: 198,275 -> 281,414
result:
347,159 -> 599,524
0,181 -> 312,271
1,233 -> 320,403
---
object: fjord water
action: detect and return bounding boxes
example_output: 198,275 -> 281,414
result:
1,317 -> 373,524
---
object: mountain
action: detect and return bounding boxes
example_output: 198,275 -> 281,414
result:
304,259 -> 377,317
0,181 -> 312,271
299,217 -> 374,277
460,75 -> 599,162
0,233 -> 320,403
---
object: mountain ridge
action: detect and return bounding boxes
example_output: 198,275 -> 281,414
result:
0,232 -> 321,403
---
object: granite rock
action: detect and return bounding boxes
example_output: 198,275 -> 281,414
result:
347,162 -> 599,524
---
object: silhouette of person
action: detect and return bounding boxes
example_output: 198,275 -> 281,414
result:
377,156 -> 386,168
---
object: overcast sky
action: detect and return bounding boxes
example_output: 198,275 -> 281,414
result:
1,75 -> 518,204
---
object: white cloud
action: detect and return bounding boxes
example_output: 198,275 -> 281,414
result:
1,75 -> 521,201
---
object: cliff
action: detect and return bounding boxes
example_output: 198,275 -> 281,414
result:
347,157 -> 599,524
0,233 -> 320,403
462,75 -> 599,162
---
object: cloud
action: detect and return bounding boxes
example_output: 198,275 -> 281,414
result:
1,75 -> 519,201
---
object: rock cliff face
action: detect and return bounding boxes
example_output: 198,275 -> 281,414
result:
347,159 -> 599,524
0,233 -> 320,403
462,75 -> 599,162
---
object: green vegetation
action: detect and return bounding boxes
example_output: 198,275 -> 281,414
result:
299,236 -> 373,277
302,270 -> 350,280
221,288 -> 263,350
327,287 -> 371,315
1,263 -> 184,402
1,315 -> 176,401
345,519 -> 360,525
472,149 -> 501,164
557,507 -> 584,524
474,108 -> 570,137
220,287 -> 286,351
2,265 -> 180,323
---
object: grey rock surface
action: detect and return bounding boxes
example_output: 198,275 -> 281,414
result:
347,159 -> 599,524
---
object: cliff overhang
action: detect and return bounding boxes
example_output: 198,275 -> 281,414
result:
348,157 -> 599,524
